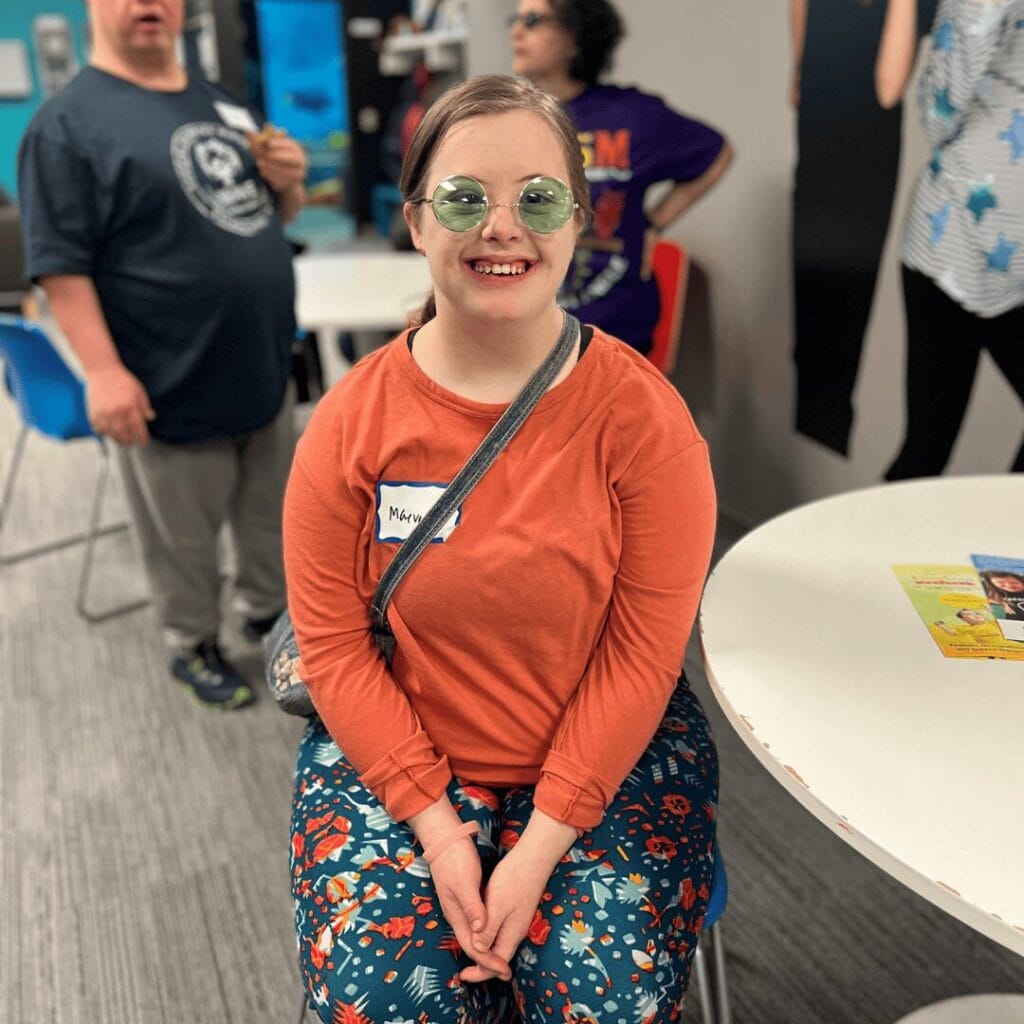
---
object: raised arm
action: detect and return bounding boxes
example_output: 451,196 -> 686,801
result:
876,0 -> 919,108
251,134 -> 307,224
647,142 -> 734,231
913,0 -> 1015,143
790,0 -> 808,107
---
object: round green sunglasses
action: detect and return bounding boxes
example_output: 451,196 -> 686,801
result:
418,174 -> 579,234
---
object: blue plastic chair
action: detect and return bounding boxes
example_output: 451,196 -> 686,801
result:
692,844 -> 731,1024
0,314 -> 148,622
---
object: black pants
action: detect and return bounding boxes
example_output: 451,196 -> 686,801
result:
886,267 -> 1024,479
792,100 -> 903,457
793,260 -> 887,456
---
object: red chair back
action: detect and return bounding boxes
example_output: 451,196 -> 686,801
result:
648,240 -> 689,375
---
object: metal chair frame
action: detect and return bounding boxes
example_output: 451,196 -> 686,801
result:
692,843 -> 732,1024
693,920 -> 732,1024
0,315 -> 148,622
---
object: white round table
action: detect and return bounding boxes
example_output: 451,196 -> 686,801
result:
294,251 -> 433,386
699,477 -> 1024,1018
894,995 -> 1024,1022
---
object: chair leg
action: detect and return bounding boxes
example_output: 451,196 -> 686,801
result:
710,923 -> 732,1024
296,992 -> 310,1024
0,424 -> 125,565
76,440 -> 149,623
0,423 -> 28,541
692,940 -> 715,1024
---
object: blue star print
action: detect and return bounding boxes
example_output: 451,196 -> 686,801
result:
965,182 -> 997,222
985,234 -> 1018,272
929,203 -> 952,246
929,147 -> 943,178
933,19 -> 955,52
999,110 -> 1024,162
933,88 -> 957,120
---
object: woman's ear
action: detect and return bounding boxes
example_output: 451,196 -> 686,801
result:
404,202 -> 424,254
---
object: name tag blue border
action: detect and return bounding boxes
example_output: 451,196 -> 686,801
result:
375,480 -> 459,544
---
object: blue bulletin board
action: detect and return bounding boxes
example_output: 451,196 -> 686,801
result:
256,0 -> 352,241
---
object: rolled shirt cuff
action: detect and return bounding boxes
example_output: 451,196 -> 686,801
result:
534,749 -> 616,830
359,730 -> 452,823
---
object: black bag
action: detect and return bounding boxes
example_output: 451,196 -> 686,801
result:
264,312 -> 581,716
264,608 -> 312,716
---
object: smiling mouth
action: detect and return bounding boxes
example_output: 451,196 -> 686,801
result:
469,259 -> 533,276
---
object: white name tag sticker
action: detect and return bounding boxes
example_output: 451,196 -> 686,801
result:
376,482 -> 460,543
213,100 -> 259,133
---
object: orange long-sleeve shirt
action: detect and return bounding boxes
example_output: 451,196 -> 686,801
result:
283,326 -> 716,830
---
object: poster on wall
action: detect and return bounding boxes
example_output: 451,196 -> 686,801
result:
790,0 -> 936,457
32,14 -> 79,98
0,41 -> 32,99
255,0 -> 352,247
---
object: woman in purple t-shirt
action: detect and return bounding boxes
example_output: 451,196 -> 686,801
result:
511,0 -> 733,354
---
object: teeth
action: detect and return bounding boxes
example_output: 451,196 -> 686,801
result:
472,261 -> 527,275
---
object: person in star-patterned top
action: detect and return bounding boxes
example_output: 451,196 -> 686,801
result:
876,0 -> 1024,479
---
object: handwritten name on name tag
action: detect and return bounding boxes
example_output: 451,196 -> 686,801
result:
376,482 -> 460,543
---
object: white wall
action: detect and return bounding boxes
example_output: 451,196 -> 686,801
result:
467,1 -> 1022,526
466,0 -> 516,76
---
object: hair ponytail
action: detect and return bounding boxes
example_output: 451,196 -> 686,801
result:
409,288 -> 437,328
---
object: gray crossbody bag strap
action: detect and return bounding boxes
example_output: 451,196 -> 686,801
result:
370,311 -> 581,665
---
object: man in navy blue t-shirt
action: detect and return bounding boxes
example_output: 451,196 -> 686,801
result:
18,0 -> 307,708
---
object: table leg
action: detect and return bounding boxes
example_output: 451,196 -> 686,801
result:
315,328 -> 352,389
893,994 -> 1024,1023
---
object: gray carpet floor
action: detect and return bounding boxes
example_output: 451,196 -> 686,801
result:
1,390 -> 1021,1024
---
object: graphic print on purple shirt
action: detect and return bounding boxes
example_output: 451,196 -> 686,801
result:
561,85 -> 724,353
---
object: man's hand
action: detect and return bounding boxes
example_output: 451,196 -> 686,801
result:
428,840 -> 512,981
86,363 -> 155,445
458,845 -> 551,984
253,135 -> 307,194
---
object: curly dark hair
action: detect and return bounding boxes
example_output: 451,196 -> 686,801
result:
550,0 -> 625,86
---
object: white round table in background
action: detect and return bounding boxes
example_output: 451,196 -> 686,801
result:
294,250 -> 433,386
894,995 -> 1024,1023
699,476 -> 1024,1019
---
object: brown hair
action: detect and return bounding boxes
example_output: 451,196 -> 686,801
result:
401,74 -> 592,327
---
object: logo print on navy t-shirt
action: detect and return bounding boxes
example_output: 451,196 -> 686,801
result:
170,122 -> 273,237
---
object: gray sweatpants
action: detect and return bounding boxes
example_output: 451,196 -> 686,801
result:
114,388 -> 296,658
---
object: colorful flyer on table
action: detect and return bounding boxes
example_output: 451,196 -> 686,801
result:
892,564 -> 1024,660
970,553 -> 1024,643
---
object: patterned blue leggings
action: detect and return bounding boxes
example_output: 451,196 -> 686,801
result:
291,682 -> 719,1024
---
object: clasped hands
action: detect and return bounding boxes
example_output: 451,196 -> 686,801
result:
426,827 -> 557,984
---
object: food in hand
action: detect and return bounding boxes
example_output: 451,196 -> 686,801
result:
246,123 -> 285,150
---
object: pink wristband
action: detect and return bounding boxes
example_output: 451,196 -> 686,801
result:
421,821 -> 479,865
